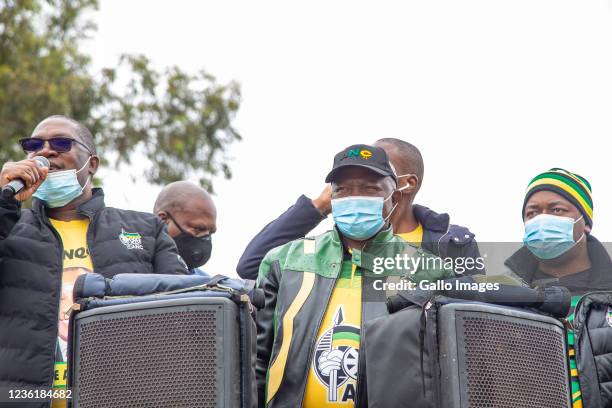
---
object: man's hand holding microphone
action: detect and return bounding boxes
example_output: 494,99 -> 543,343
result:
0,156 -> 50,202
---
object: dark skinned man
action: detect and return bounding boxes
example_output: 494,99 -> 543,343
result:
502,168 -> 612,408
505,168 -> 609,292
256,144 -> 453,408
154,181 -> 217,275
237,138 -> 481,279
0,115 -> 188,407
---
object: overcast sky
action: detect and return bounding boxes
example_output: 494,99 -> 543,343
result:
84,0 -> 612,277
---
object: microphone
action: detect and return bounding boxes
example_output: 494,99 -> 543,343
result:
1,156 -> 50,199
386,276 -> 572,318
441,276 -> 572,318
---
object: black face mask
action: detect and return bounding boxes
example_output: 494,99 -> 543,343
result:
167,212 -> 213,270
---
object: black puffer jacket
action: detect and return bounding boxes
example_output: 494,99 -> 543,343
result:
574,292 -> 612,408
0,188 -> 187,405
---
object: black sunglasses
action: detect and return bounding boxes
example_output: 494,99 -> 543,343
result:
19,137 -> 92,154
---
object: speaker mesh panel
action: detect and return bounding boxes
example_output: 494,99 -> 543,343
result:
76,308 -> 220,408
458,312 -> 569,408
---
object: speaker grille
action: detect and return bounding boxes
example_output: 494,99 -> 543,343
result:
458,312 -> 569,408
76,308 -> 220,408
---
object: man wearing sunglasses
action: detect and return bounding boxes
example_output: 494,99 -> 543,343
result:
154,180 -> 217,276
0,115 -> 188,404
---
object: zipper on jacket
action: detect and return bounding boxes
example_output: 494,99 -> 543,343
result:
78,208 -> 97,273
353,238 -> 380,407
297,273 -> 337,408
43,214 -> 65,403
354,268 -> 366,407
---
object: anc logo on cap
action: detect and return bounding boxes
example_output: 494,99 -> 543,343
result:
346,149 -> 372,160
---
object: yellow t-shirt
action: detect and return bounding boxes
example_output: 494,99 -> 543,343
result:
303,262 -> 362,407
50,218 -> 93,271
397,223 -> 423,246
49,218 -> 93,408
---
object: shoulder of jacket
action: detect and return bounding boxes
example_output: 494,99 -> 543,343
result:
262,230 -> 339,269
443,224 -> 476,245
20,208 -> 36,217
100,207 -> 160,223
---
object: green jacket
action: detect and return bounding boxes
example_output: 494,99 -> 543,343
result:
256,227 -> 454,408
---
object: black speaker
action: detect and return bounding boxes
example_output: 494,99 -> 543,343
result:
438,303 -> 571,408
71,297 -> 243,408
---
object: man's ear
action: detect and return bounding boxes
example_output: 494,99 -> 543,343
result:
585,224 -> 592,234
398,174 -> 419,195
157,211 -> 169,223
406,174 -> 419,191
392,190 -> 402,206
89,155 -> 100,176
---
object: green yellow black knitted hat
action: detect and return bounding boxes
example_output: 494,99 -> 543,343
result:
523,168 -> 593,227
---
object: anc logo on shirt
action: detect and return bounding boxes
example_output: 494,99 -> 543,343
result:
119,228 -> 144,250
346,149 -> 372,160
312,306 -> 360,403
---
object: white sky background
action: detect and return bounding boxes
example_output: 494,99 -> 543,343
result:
84,0 -> 612,278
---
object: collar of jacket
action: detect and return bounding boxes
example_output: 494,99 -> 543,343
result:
281,226 -> 405,279
32,187 -> 106,219
412,203 -> 450,233
504,234 -> 612,287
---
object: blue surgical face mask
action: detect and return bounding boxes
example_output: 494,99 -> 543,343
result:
332,194 -> 397,240
523,213 -> 585,260
33,157 -> 91,208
